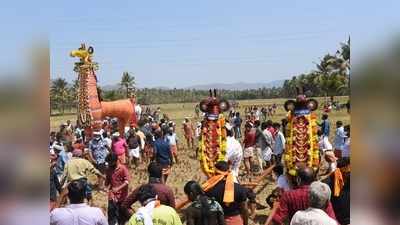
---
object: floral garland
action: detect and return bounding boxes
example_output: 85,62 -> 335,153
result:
199,114 -> 227,177
284,112 -> 319,176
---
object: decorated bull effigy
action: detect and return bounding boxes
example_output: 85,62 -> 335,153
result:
198,89 -> 230,177
176,90 -> 276,210
70,44 -> 137,136
283,92 -> 320,176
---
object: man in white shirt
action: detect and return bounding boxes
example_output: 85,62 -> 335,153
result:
224,124 -> 243,182
51,179 -> 108,225
272,122 -> 285,162
318,130 -> 333,152
261,122 -> 275,165
290,181 -> 337,225
135,104 -> 142,121
272,164 -> 291,191
166,127 -> 179,164
342,125 -> 350,158
334,121 -> 347,158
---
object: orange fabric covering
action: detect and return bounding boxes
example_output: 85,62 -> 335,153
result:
202,169 -> 235,204
176,169 -> 235,209
333,168 -> 344,197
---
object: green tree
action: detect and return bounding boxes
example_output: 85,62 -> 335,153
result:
70,79 -> 80,106
50,78 -> 70,114
120,71 -> 136,97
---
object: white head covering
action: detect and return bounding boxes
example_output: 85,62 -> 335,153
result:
225,123 -> 233,131
136,200 -> 157,225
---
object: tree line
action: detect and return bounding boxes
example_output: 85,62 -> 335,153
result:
50,39 -> 349,114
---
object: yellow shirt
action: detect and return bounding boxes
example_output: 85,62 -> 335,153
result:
62,157 -> 101,182
128,205 -> 182,225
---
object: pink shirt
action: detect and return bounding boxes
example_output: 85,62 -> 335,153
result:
113,138 -> 127,156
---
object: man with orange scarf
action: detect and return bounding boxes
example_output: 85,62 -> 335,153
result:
204,161 -> 249,225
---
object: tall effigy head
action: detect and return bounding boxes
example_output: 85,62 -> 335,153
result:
70,43 -> 98,72
283,91 -> 318,116
199,89 -> 230,121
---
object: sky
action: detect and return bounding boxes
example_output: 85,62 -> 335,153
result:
1,0 -> 400,88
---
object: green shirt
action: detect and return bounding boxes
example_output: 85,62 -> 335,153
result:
128,205 -> 182,225
62,157 -> 101,182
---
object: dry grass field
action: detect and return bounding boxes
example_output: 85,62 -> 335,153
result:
50,96 -> 349,224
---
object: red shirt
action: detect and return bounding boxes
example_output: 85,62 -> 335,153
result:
272,185 -> 337,224
267,127 -> 276,137
72,142 -> 85,151
121,181 -> 176,212
243,129 -> 256,148
105,164 -> 130,202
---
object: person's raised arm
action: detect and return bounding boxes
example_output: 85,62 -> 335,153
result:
269,194 -> 289,225
121,186 -> 140,218
87,160 -> 106,179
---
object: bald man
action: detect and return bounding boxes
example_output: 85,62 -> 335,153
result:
271,167 -> 337,224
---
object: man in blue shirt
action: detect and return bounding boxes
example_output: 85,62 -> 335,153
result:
54,143 -> 70,179
321,114 -> 330,137
153,130 -> 173,183
88,132 -> 110,174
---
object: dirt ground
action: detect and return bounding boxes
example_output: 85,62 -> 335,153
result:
51,97 -> 349,225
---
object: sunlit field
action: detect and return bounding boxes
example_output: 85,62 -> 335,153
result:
50,96 -> 349,224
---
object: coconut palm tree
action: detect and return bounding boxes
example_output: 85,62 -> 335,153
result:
120,71 -> 136,97
70,79 -> 80,105
50,78 -> 70,114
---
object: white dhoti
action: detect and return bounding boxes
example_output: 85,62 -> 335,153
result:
129,147 -> 140,158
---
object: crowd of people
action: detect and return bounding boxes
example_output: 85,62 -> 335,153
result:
49,102 -> 350,225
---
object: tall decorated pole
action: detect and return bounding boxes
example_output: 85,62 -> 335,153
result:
283,88 -> 320,177
198,89 -> 230,177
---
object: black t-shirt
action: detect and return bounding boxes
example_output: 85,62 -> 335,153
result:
323,173 -> 350,225
184,198 -> 224,225
206,180 -> 248,216
127,135 -> 141,149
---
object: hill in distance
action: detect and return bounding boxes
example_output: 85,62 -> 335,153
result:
101,79 -> 284,91
184,79 -> 284,90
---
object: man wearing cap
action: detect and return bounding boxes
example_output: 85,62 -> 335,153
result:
225,123 -> 243,182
